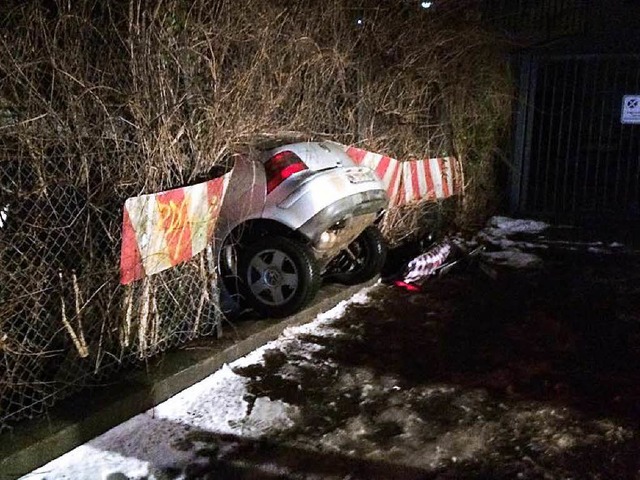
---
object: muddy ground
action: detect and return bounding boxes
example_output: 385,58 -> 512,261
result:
174,225 -> 640,480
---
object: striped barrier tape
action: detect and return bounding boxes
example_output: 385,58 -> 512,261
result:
344,146 -> 462,207
402,241 -> 452,284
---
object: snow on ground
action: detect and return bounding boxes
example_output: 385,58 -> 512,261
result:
21,288 -> 375,480
475,216 -> 550,270
476,215 -> 626,270
480,250 -> 543,269
19,217 -> 639,479
487,216 -> 550,234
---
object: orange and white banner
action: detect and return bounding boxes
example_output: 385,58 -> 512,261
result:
120,174 -> 231,285
344,146 -> 462,207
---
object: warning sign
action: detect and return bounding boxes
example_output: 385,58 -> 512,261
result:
621,95 -> 640,124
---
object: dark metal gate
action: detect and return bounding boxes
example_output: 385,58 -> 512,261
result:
511,54 -> 640,221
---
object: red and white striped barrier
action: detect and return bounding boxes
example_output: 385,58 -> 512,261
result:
120,174 -> 231,285
344,146 -> 462,207
344,147 -> 403,205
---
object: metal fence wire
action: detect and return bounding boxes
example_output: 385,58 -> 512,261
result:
0,169 -> 223,432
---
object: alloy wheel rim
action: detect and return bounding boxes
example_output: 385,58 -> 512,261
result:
247,249 -> 299,306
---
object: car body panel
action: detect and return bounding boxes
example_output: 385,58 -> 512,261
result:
214,154 -> 267,245
265,140 -> 353,171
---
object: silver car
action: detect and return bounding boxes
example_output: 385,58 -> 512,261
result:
216,141 -> 388,318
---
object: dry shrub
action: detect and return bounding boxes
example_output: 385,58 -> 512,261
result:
0,0 -> 511,427
353,1 -> 513,239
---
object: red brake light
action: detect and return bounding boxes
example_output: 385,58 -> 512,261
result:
265,151 -> 308,193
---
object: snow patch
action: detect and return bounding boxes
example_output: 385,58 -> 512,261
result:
474,216 -> 550,270
20,445 -> 151,480
487,216 -> 549,234
478,217 -> 548,250
152,363 -> 252,434
282,287 -> 374,340
230,397 -> 300,435
481,250 -> 543,269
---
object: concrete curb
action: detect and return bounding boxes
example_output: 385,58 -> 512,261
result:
0,280 -> 375,479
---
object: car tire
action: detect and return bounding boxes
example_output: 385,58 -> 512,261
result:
238,236 -> 320,318
328,226 -> 387,285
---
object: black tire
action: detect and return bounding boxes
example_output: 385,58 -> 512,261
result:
238,236 -> 320,318
327,226 -> 387,285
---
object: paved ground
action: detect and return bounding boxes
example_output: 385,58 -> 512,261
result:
24,219 -> 640,479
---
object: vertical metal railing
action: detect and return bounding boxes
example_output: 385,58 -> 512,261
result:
518,55 -> 640,220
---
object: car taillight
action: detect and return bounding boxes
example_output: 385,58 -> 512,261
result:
265,151 -> 308,193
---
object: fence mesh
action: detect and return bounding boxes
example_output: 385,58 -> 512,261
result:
0,174 -> 223,431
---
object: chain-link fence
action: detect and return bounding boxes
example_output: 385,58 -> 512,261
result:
0,173 -> 223,432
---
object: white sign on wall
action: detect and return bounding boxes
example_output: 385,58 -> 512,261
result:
621,95 -> 640,124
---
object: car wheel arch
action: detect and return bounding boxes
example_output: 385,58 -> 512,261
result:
223,218 -> 310,250
217,218 -> 312,280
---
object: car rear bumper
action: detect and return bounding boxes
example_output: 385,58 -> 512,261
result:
263,167 -> 387,227
297,189 -> 387,243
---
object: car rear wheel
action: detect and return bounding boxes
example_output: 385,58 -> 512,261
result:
326,226 -> 387,285
238,236 -> 320,318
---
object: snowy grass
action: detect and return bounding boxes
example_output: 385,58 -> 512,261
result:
487,216 -> 549,234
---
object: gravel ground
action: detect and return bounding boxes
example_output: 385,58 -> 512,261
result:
25,218 -> 640,480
